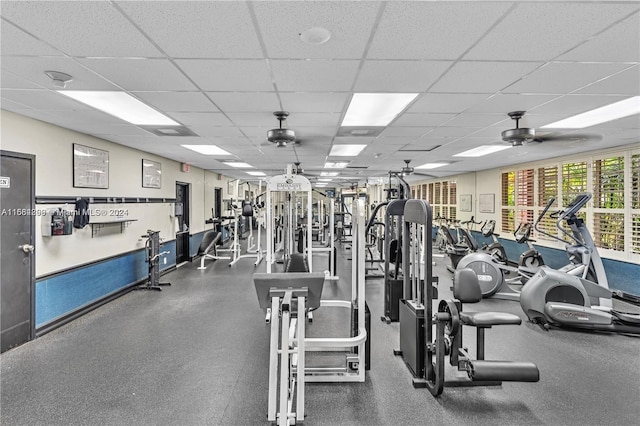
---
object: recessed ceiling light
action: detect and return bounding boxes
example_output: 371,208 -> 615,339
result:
318,178 -> 332,182
542,96 -> 640,129
342,93 -> 418,126
416,162 -> 449,169
453,145 -> 512,157
324,161 -> 349,169
315,182 -> 329,187
299,27 -> 332,45
321,172 -> 339,177
329,144 -> 367,156
223,162 -> 253,168
182,145 -> 231,155
246,171 -> 266,176
58,91 -> 178,126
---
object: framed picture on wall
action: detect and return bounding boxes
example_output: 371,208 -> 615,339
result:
73,143 -> 109,188
479,193 -> 495,213
460,194 -> 472,212
227,179 -> 235,196
142,159 -> 162,188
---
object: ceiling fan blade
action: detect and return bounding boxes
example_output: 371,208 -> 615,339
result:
534,133 -> 602,143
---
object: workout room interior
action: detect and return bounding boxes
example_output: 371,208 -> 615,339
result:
1,1 -> 639,425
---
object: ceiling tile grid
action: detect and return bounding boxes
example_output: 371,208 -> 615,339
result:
0,1 -> 638,183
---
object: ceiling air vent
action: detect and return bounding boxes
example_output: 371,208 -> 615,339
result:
141,126 -> 198,137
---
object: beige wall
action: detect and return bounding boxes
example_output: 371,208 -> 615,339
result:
1,110 -> 236,276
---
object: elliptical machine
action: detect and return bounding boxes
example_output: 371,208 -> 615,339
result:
455,198 -> 555,301
520,193 -> 640,334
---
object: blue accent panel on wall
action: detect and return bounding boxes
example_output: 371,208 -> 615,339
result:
190,231 -> 205,257
36,241 -> 178,328
470,231 -> 639,294
159,240 -> 176,272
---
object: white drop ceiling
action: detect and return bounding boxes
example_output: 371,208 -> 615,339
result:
1,1 -> 638,184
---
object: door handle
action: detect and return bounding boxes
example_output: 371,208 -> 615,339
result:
19,244 -> 34,253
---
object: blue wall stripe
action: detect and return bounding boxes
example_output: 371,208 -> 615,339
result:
36,240 -> 176,328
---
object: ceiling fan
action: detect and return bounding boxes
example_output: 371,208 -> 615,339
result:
267,111 -> 297,148
398,159 -> 438,178
501,111 -> 601,146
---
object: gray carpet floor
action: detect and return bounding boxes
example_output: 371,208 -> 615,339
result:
1,243 -> 639,425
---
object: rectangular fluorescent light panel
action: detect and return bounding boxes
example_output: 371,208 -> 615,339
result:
318,178 -> 333,182
182,145 -> 231,155
542,96 -> 640,129
329,144 -> 367,156
315,183 -> 328,187
453,145 -> 511,157
246,171 -> 266,176
321,172 -> 339,177
342,93 -> 418,126
324,161 -> 349,169
58,91 -> 178,126
416,162 -> 448,169
223,162 -> 253,168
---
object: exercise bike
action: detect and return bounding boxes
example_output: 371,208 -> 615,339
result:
520,192 -> 640,334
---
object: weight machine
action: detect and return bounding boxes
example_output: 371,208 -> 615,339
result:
253,198 -> 369,424
266,166 -> 313,273
394,200 -> 539,396
137,230 -> 171,290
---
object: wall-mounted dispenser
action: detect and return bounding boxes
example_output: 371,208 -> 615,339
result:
42,208 -> 73,237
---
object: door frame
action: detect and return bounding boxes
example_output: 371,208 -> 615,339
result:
1,150 -> 36,347
175,181 -> 191,263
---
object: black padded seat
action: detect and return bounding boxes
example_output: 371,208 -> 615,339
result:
198,230 -> 221,255
459,311 -> 522,327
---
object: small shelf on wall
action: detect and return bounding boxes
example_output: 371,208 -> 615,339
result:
89,219 -> 137,237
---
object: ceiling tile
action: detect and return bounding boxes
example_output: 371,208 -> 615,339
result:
287,113 -> 340,128
79,58 -> 196,91
271,60 -> 360,92
117,1 -> 263,59
379,127 -> 430,138
207,92 -> 280,113
408,93 -> 489,113
465,3 -> 639,61
0,71 -> 45,90
529,94 -> 629,115
392,113 -> 457,127
228,113 -> 282,127
430,61 -> 543,93
557,11 -> 640,63
465,94 -> 560,114
440,113 -> 508,128
176,59 -> 274,91
354,60 -> 451,92
503,62 -> 631,94
188,125 -> 244,138
1,21 -> 64,56
279,93 -> 349,113
368,2 -> 512,60
253,1 -> 379,59
423,127 -> 483,138
168,112 -> 233,127
1,56 -> 120,91
575,66 -> 640,96
1,1 -> 162,57
39,109 -> 130,126
132,92 -> 218,113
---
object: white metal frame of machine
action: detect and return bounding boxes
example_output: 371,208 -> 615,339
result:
265,166 -> 313,273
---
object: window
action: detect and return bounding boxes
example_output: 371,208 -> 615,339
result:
632,214 -> 640,255
561,161 -> 587,205
594,157 -> 624,208
428,183 -> 434,204
632,154 -> 639,209
594,213 -> 624,251
517,169 -> 534,207
434,182 -> 441,204
501,172 -> 515,206
450,181 -> 457,205
537,166 -> 558,206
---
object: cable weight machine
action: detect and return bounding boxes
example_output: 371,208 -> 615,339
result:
137,229 -> 171,291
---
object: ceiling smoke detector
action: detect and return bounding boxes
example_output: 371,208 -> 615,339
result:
267,111 -> 296,148
44,70 -> 73,88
